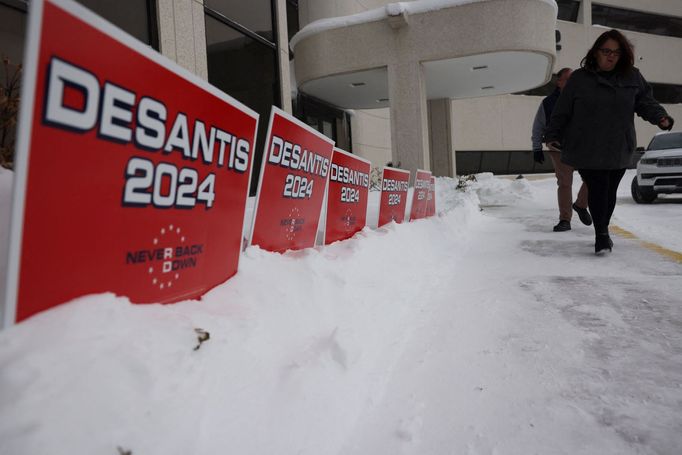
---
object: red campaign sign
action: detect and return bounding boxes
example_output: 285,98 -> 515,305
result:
426,176 -> 436,217
377,167 -> 410,228
409,169 -> 432,221
250,108 -> 335,253
2,0 -> 259,326
324,148 -> 371,245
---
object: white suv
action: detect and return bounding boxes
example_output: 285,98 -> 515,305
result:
631,131 -> 682,203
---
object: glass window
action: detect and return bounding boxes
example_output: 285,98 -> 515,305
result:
592,4 -> 682,39
286,0 -> 299,45
647,132 -> 682,151
0,1 -> 27,169
205,0 -> 274,42
0,1 -> 27,65
0,0 -> 158,50
205,14 -> 278,127
556,0 -> 580,22
305,116 -> 319,131
76,0 -> 158,48
205,13 -> 279,192
296,93 -> 351,150
322,120 -> 333,139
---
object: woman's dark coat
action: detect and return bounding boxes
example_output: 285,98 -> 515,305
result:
545,67 -> 668,169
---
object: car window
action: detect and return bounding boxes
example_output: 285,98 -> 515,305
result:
647,132 -> 682,150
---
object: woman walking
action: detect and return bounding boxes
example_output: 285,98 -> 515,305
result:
545,29 -> 674,255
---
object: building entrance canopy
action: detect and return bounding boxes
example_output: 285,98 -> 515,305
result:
292,0 -> 558,108
291,0 -> 558,173
298,51 -> 553,110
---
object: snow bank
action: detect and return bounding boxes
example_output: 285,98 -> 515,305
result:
2,170 -> 680,455
467,172 -> 534,206
0,175 -> 482,455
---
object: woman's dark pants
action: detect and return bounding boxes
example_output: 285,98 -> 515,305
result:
577,169 -> 627,235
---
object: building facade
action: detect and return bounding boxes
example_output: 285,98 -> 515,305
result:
452,0 -> 682,175
295,0 -> 682,176
1,0 -> 350,190
291,0 -> 558,176
2,0 -> 680,179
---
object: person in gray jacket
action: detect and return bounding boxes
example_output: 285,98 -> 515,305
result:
531,67 -> 590,232
545,29 -> 673,255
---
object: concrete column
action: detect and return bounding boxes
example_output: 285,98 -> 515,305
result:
156,0 -> 208,80
427,98 -> 455,177
578,0 -> 592,27
388,61 -> 430,173
274,0 -> 293,113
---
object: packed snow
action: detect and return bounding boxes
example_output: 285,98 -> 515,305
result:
1,167 -> 681,455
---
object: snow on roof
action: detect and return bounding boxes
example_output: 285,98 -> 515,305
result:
290,0 -> 558,48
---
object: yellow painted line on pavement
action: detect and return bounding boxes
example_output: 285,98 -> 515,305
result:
611,225 -> 682,263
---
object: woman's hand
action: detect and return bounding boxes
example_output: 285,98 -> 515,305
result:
546,141 -> 562,152
659,116 -> 674,131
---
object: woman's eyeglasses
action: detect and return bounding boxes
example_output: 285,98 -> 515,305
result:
598,48 -> 622,57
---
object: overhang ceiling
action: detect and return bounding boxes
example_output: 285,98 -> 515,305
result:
298,50 -> 551,110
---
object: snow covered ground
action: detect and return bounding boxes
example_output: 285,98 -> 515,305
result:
0,167 -> 681,455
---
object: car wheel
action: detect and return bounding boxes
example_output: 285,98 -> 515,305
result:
631,176 -> 657,204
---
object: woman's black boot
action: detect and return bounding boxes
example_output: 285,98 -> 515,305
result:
595,233 -> 613,255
